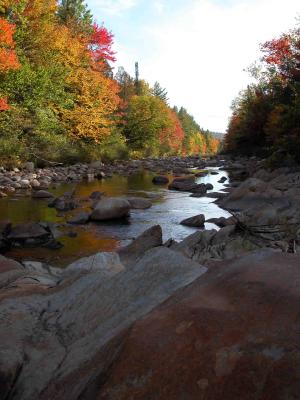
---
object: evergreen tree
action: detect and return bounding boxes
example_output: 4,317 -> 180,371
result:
152,81 -> 168,103
58,0 -> 92,31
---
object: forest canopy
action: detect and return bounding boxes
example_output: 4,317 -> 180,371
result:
0,0 -> 219,167
225,19 -> 300,164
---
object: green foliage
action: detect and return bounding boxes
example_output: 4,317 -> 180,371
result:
57,0 -> 93,32
152,81 -> 168,103
123,95 -> 172,156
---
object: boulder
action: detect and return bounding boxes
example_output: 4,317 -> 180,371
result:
32,190 -> 54,199
68,211 -> 90,225
97,251 -> 300,400
118,225 -> 163,266
205,183 -> 214,190
90,197 -> 130,221
0,247 -> 206,400
152,176 -> 169,185
127,197 -> 152,210
64,252 -> 125,277
89,191 -> 103,200
24,162 -> 35,172
0,255 -> 24,289
7,223 -> 50,241
180,214 -> 205,228
218,176 -> 228,183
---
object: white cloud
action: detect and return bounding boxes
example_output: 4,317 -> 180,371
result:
116,0 -> 300,131
153,0 -> 165,15
92,0 -> 137,15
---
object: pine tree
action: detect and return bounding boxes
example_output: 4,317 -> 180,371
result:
152,81 -> 169,103
58,0 -> 92,32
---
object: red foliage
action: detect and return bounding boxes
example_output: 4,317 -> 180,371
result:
160,109 -> 185,152
89,23 -> 116,63
0,17 -> 20,71
0,98 -> 9,111
262,36 -> 292,66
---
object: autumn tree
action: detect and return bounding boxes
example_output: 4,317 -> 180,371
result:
124,95 -> 173,156
226,20 -> 300,162
0,16 -> 19,110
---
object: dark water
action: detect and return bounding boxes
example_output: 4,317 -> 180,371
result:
0,168 -> 230,266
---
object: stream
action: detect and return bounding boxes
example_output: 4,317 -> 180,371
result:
0,168 -> 231,266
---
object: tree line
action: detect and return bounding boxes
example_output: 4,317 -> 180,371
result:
225,19 -> 300,165
0,0 -> 220,167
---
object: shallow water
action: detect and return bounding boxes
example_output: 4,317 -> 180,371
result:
0,168 -> 231,266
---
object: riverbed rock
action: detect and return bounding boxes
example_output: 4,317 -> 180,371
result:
180,214 -> 205,227
118,225 -> 163,266
127,197 -> 152,210
91,197 -> 130,221
64,252 -> 125,277
218,176 -> 228,183
0,246 -> 206,400
68,211 -> 91,225
96,250 -> 300,400
0,255 -> 24,289
32,190 -> 54,199
24,162 -> 35,172
152,175 -> 169,184
7,223 -> 50,242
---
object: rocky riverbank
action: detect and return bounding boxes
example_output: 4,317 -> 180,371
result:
0,155 -> 300,399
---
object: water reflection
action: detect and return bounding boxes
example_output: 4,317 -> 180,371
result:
0,169 -> 231,266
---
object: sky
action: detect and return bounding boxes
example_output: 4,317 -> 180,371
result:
88,0 -> 300,132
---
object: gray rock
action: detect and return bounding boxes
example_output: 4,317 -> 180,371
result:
64,252 -> 124,277
152,176 -> 169,184
24,162 -> 35,172
180,214 -> 205,227
90,197 -> 130,221
0,247 -> 206,400
68,212 -> 90,225
127,197 -> 152,209
118,225 -> 163,266
32,190 -> 54,199
7,223 -> 50,241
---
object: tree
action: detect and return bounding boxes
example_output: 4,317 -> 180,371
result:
57,0 -> 92,32
90,23 -> 116,64
0,16 -> 19,110
159,109 -> 184,154
115,66 -> 136,103
124,95 -> 173,155
152,81 -> 168,103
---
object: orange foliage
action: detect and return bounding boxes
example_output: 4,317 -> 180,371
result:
0,16 -> 19,110
159,109 -> 185,152
0,97 -> 9,111
0,17 -> 19,71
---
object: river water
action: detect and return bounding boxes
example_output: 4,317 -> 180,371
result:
0,168 -> 231,266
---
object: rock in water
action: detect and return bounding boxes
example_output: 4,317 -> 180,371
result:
68,211 -> 90,225
127,197 -> 152,210
7,223 -> 50,241
90,197 -> 130,221
152,176 -> 169,185
180,214 -> 205,227
32,190 -> 54,199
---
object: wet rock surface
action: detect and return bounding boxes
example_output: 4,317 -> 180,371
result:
1,155 -> 300,399
97,250 -> 300,400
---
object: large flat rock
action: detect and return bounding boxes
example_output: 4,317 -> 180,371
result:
0,247 -> 206,400
97,250 -> 300,400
